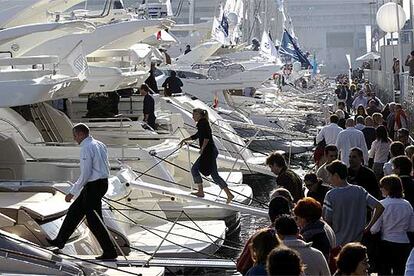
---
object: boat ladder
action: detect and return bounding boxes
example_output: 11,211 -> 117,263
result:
31,102 -> 63,142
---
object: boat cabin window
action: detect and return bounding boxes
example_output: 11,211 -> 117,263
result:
176,71 -> 207,79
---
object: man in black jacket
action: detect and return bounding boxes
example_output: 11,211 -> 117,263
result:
347,147 -> 380,199
162,71 -> 183,96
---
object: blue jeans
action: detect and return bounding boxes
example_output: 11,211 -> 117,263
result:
191,147 -> 227,189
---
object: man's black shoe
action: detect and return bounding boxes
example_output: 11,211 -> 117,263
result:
45,237 -> 64,249
95,252 -> 118,260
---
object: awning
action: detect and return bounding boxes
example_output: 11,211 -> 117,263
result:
356,52 -> 380,61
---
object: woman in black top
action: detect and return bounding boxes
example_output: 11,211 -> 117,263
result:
140,84 -> 156,129
179,108 -> 234,203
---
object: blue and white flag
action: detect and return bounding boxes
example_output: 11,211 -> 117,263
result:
212,17 -> 228,44
220,12 -> 229,37
212,5 -> 229,45
279,29 -> 311,68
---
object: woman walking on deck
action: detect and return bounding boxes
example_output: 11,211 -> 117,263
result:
179,108 -> 234,203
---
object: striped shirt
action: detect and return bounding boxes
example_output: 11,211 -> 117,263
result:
322,183 -> 380,246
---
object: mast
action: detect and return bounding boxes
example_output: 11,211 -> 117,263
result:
189,0 -> 195,24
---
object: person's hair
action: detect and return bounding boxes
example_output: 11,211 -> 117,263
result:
376,125 -> 389,143
171,70 -> 177,77
304,172 -> 319,184
266,152 -> 287,168
368,99 -> 377,106
140,83 -> 149,92
380,175 -> 403,198
364,116 -> 373,126
350,147 -> 363,158
268,196 -> 291,223
186,44 -> 190,48
411,50 -> 414,56
392,155 -> 412,175
330,114 -> 339,124
372,112 -> 383,122
72,123 -> 89,135
398,128 -> 410,137
336,243 -> 367,275
324,144 -> 338,155
293,197 -> 322,223
326,160 -> 348,179
356,105 -> 367,116
405,145 -> 414,159
274,214 -> 298,236
390,141 -> 406,157
249,228 -> 281,264
356,115 -> 365,125
345,118 -> 354,127
335,109 -> 345,119
270,187 -> 294,203
193,108 -> 209,120
267,247 -> 304,276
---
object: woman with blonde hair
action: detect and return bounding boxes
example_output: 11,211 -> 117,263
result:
179,108 -> 234,203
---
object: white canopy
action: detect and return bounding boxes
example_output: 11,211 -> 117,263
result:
356,52 -> 380,61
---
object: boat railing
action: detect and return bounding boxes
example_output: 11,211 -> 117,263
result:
0,248 -> 81,274
0,55 -> 59,75
81,115 -> 135,132
0,116 -> 146,149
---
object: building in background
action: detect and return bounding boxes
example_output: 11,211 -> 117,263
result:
286,0 -> 374,75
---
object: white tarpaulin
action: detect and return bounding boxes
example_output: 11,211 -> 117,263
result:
356,51 -> 380,61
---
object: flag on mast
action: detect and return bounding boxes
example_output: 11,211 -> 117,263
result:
211,5 -> 229,45
279,29 -> 311,68
260,31 -> 279,60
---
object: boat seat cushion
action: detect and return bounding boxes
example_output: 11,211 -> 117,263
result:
0,191 -> 68,222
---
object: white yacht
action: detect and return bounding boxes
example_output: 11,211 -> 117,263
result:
0,136 -> 229,260
0,229 -> 166,275
0,105 -> 257,236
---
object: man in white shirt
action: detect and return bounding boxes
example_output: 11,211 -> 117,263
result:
47,123 -> 117,260
336,118 -> 369,166
316,114 -> 343,146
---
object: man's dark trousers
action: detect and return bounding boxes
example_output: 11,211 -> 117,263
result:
54,179 -> 117,255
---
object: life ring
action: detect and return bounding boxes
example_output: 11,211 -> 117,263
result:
272,73 -> 280,80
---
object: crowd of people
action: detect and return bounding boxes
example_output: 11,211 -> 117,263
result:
236,74 -> 414,275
